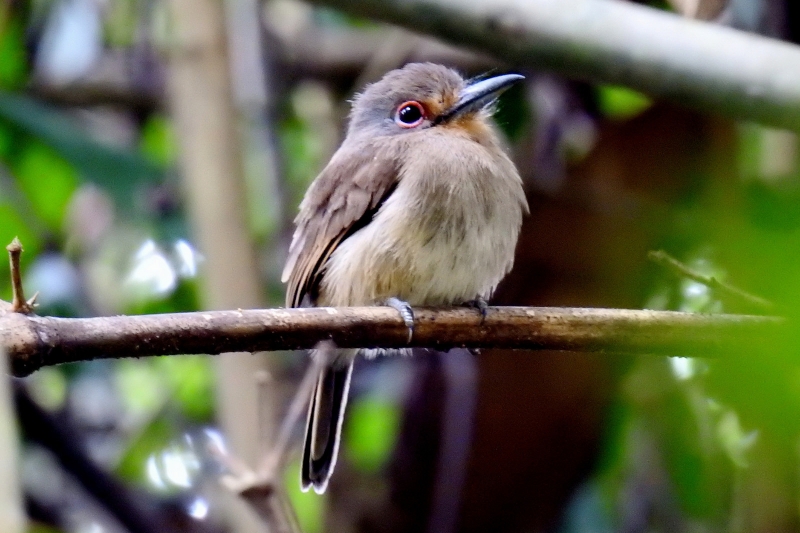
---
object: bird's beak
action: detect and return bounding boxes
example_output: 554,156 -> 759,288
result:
436,73 -> 525,124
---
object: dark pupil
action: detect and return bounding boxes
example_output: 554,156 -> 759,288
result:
399,104 -> 422,124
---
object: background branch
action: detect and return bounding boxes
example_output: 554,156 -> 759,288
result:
648,250 -> 774,311
218,343 -> 327,533
13,384 -> 177,533
303,0 -> 800,130
0,306 -> 783,377
163,2 -> 278,532
27,83 -> 161,114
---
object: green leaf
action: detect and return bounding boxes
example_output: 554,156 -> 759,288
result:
116,359 -> 168,421
597,85 -> 652,120
13,140 -> 78,230
27,367 -> 68,411
0,13 -> 28,89
139,114 -> 177,168
104,0 -> 138,47
28,524 -> 63,533
0,121 -> 14,159
116,417 -> 173,485
344,396 -> 401,472
285,459 -> 326,533
155,355 -> 214,422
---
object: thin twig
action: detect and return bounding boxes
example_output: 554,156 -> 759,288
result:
257,370 -> 274,458
648,250 -> 773,312
208,440 -> 254,481
215,438 -> 303,533
258,346 -> 326,477
237,484 -> 303,533
218,344 -> 331,533
240,344 -> 331,533
6,238 -> 32,314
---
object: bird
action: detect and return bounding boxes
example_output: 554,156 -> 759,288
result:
282,62 -> 528,493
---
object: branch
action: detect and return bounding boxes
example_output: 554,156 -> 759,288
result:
648,250 -> 773,312
0,306 -> 783,377
14,384 -> 177,533
6,238 -> 35,314
276,26 -> 494,85
256,350 -> 324,478
217,344 -> 326,533
27,83 -> 160,114
303,0 -> 800,130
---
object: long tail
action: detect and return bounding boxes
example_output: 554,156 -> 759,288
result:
301,361 -> 353,493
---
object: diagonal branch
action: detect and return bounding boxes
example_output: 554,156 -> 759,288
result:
648,250 -> 774,312
303,0 -> 800,130
0,305 -> 785,377
217,344 -> 327,533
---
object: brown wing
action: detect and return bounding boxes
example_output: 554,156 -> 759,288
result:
282,140 -> 400,308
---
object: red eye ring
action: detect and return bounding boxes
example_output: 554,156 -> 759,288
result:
395,101 -> 425,128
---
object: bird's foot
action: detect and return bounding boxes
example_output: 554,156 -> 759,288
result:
463,296 -> 489,324
386,297 -> 414,343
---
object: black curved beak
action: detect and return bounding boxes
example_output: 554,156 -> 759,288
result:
436,73 -> 524,124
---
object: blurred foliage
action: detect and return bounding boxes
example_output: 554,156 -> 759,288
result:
29,524 -> 63,533
0,92 -> 163,205
493,81 -> 530,142
572,133 -> 800,527
154,356 -> 214,421
113,356 -> 213,490
344,396 -> 401,473
0,9 -> 28,89
5,1 -> 800,532
116,417 -> 174,486
312,7 -> 377,29
286,460 -> 326,533
26,367 -> 68,411
597,85 -> 653,120
104,0 -> 139,46
279,112 -> 319,208
647,0 -> 673,10
0,3 -> 218,530
279,82 -> 336,210
139,114 -> 178,168
14,140 -> 78,229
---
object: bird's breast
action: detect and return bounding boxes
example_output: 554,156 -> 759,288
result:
319,133 -> 526,307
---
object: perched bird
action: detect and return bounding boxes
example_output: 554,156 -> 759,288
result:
282,63 -> 528,493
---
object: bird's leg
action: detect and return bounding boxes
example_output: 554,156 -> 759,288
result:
463,296 -> 489,324
386,297 -> 414,343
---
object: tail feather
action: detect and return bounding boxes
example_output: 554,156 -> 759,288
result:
301,362 -> 353,494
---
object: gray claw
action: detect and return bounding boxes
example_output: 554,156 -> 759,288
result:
386,297 -> 414,343
465,296 -> 489,324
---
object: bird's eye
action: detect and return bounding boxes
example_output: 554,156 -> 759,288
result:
395,101 -> 425,128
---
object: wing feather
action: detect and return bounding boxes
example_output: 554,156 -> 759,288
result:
282,140 -> 400,308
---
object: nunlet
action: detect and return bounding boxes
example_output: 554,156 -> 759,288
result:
283,63 -> 528,493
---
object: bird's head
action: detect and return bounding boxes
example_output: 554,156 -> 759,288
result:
347,63 -> 523,139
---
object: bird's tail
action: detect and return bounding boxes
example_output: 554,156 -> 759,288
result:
301,361 -> 353,494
